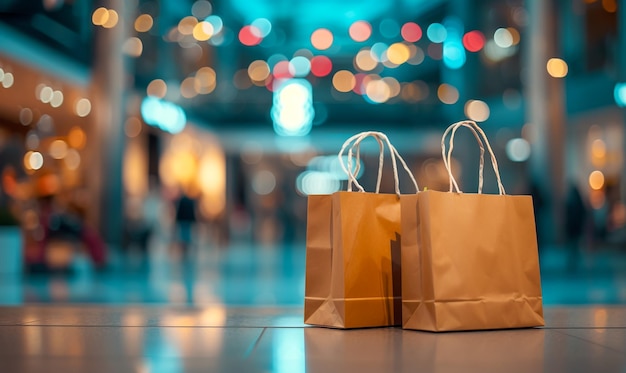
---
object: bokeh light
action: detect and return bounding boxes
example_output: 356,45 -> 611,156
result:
134,14 -> 153,32
248,60 -> 270,82
68,126 -> 86,149
204,15 -> 223,34
311,28 -> 333,50
589,170 -> 605,190
19,108 -> 33,125
273,60 -> 293,79
192,0 -> 212,19
251,18 -> 272,38
465,99 -> 490,122
401,22 -> 422,42
102,9 -> 119,29
427,23 -> 447,43
239,25 -> 262,46
494,28 -> 513,48
332,70 -> 356,93
437,83 -> 459,104
122,37 -> 143,57
195,66 -> 216,94
614,82 -> 626,107
147,79 -> 167,98
349,21 -> 372,42
387,42 -> 411,64
365,79 -> 391,104
310,56 -> 332,77
505,138 -> 531,162
180,77 -> 198,98
178,16 -> 198,35
92,7 -> 108,26
193,21 -> 214,41
355,49 -> 378,71
462,30 -> 485,52
547,58 -> 568,78
124,117 -> 142,138
49,139 -> 68,159
289,56 -> 311,77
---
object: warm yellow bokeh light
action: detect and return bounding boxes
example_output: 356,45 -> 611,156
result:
547,58 -> 568,78
135,14 -> 154,33
332,70 -> 356,93
589,170 -> 605,190
248,60 -> 270,82
193,21 -> 214,41
311,28 -> 333,50
102,9 -> 119,29
387,43 -> 411,65
92,7 -> 109,26
68,126 -> 86,149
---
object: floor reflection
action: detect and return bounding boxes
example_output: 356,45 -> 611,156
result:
0,241 -> 625,306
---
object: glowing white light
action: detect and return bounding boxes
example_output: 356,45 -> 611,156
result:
272,79 -> 314,136
296,171 -> 340,195
505,138 -> 531,162
29,152 -> 44,170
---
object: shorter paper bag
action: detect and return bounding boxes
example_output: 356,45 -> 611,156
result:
401,120 -> 544,331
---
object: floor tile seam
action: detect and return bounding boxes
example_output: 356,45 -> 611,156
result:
0,324 -> 309,329
549,329 -> 626,354
243,327 -> 267,360
542,326 -> 626,330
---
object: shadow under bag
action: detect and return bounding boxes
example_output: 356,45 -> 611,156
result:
400,120 -> 544,331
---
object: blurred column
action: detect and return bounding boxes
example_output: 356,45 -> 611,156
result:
618,1 -> 626,202
524,0 -> 566,244
89,0 -> 132,247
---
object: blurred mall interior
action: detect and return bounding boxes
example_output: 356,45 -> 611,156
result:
3,1 -> 626,371
0,0 -> 625,305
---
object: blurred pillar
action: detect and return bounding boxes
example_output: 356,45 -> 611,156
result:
524,0 -> 566,244
88,0 -> 131,247
618,1 -> 626,202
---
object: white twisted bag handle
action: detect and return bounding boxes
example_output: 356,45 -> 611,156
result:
442,120 -> 506,195
338,131 -> 419,196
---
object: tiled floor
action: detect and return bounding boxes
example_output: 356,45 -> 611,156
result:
0,305 -> 625,372
0,242 -> 625,372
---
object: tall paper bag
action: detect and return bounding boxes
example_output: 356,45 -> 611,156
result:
305,131 -> 418,328
401,120 -> 544,331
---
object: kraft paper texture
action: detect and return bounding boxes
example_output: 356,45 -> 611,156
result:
400,190 -> 544,331
304,191 -> 403,328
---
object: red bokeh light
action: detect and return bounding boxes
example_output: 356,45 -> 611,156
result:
462,30 -> 485,52
273,60 -> 293,79
310,56 -> 333,77
352,73 -> 367,95
401,22 -> 422,43
239,25 -> 262,46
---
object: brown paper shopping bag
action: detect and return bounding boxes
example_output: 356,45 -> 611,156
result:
304,131 -> 419,328
401,120 -> 544,331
